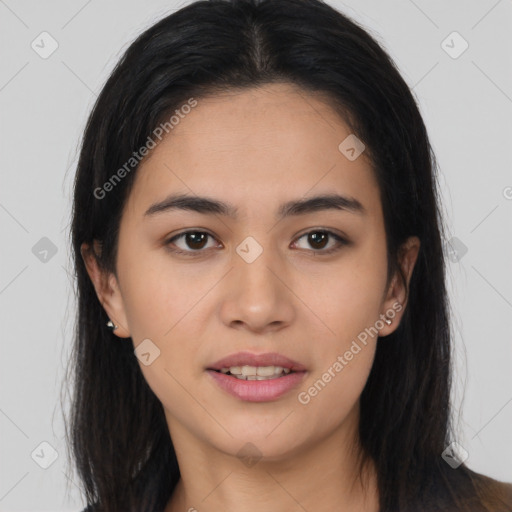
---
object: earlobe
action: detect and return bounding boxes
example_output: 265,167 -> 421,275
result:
80,241 -> 131,339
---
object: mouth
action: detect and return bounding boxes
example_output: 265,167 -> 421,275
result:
206,352 -> 307,402
207,351 -> 307,373
211,365 -> 294,380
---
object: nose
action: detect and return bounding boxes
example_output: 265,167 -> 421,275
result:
219,243 -> 296,336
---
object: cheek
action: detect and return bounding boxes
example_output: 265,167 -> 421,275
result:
316,259 -> 387,343
297,280 -> 382,432
117,251 -> 202,421
117,242 -> 209,384
119,271 -> 167,341
295,348 -> 375,444
300,238 -> 387,399
116,240 -> 196,339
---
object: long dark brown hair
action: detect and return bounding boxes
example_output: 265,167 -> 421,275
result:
64,1 -> 511,510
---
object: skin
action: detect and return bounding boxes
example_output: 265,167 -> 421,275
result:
82,82 -> 420,512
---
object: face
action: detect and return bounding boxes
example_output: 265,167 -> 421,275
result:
83,82 -> 419,462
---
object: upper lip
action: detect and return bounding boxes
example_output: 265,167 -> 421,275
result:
207,351 -> 307,372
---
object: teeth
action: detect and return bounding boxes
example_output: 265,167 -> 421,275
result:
241,365 -> 256,376
256,366 -> 275,377
218,365 -> 292,380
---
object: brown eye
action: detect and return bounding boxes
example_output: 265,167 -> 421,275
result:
293,230 -> 348,254
183,232 -> 209,250
166,229 -> 348,257
166,231 -> 218,254
307,232 -> 329,250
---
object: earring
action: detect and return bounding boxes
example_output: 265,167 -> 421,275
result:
106,320 -> 118,331
384,317 -> 392,326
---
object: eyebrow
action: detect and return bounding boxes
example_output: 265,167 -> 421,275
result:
144,192 -> 366,219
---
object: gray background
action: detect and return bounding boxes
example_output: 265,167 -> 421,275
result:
0,0 -> 511,510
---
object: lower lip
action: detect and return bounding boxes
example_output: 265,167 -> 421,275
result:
206,370 -> 307,402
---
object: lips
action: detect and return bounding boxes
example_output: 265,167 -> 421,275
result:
207,351 -> 307,372
205,351 -> 308,402
207,369 -> 307,402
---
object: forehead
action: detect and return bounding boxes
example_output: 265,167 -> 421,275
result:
125,83 -> 380,219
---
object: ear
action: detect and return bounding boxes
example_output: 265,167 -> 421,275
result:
80,241 -> 131,338
378,236 -> 421,337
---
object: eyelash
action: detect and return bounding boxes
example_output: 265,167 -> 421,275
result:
164,229 -> 349,257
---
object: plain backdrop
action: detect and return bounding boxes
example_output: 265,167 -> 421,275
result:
0,0 -> 511,510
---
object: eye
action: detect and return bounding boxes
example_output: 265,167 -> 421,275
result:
292,230 -> 348,255
165,229 -> 348,257
165,230 -> 220,255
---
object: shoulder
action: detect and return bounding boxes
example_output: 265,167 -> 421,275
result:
471,471 -> 512,509
423,466 -> 512,511
455,468 -> 512,511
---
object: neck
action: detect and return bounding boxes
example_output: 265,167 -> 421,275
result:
164,405 -> 380,512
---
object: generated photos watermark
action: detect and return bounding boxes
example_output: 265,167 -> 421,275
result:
297,302 -> 403,405
93,97 -> 198,200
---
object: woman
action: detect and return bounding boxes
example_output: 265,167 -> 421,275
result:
67,0 -> 512,510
